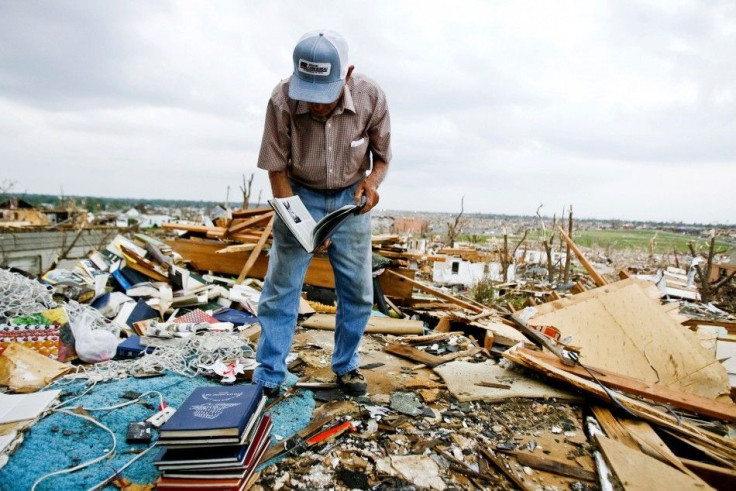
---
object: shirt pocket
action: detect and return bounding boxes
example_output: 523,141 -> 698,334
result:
346,136 -> 369,178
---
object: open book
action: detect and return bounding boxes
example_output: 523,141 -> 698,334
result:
269,195 -> 365,253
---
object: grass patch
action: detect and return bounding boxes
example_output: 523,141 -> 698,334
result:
517,229 -> 732,255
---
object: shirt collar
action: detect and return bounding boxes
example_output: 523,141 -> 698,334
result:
293,79 -> 356,116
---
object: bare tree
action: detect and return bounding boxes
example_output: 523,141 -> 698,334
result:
0,179 -> 15,197
563,205 -> 573,283
688,231 -> 736,303
537,204 -> 558,283
240,173 -> 254,210
499,226 -> 529,282
446,195 -> 465,248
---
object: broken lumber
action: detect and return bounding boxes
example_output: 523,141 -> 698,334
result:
557,225 -> 608,287
384,269 -> 484,313
595,434 -> 713,491
237,215 -> 274,284
527,279 -> 731,401
495,448 -> 596,481
503,345 -> 736,466
527,349 -> 736,423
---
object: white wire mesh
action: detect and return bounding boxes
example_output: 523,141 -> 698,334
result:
0,268 -> 56,323
64,332 -> 256,382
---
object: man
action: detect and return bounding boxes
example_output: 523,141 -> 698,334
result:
253,30 -> 391,397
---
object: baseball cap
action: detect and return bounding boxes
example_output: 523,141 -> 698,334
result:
289,30 -> 349,104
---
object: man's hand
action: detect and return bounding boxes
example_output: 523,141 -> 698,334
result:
354,179 -> 379,214
313,238 -> 332,254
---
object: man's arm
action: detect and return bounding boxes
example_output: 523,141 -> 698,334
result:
354,159 -> 388,214
268,170 -> 293,198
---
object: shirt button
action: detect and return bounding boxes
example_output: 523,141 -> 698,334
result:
328,146 -> 332,151
327,123 -> 331,128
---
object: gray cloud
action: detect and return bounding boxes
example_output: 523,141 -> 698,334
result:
0,0 -> 734,223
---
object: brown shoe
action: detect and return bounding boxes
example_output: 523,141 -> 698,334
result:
336,369 -> 367,396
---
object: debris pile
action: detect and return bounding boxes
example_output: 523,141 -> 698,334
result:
0,213 -> 734,490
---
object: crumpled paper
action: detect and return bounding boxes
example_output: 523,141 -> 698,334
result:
0,343 -> 72,392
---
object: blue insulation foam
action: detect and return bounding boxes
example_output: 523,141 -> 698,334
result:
0,372 -> 316,490
0,374 -> 224,490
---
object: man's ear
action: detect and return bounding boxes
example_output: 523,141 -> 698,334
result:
345,65 -> 355,82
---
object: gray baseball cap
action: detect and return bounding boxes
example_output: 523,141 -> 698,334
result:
289,30 -> 349,104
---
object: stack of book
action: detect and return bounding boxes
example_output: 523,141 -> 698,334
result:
154,385 -> 271,490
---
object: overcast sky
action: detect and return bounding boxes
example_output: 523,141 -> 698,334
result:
1,0 -> 734,223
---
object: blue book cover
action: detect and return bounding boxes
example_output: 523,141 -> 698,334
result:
160,385 -> 263,438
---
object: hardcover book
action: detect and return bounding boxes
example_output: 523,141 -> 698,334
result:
268,195 -> 365,253
156,396 -> 266,447
159,385 -> 263,439
157,415 -> 272,471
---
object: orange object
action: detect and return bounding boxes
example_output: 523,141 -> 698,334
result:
306,421 -> 356,445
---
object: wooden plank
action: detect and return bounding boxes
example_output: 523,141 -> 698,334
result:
166,237 -> 328,287
590,406 -> 640,450
226,211 -> 274,235
162,222 -> 225,234
479,448 -> 534,491
166,237 -> 415,298
595,435 -> 713,491
621,419 -> 702,480
681,457 -> 736,490
396,332 -> 453,344
378,268 -> 415,299
215,243 -> 257,254
557,226 -> 608,287
237,216 -> 274,284
529,349 -> 736,423
384,343 -> 447,367
683,318 -> 736,335
385,269 -> 484,313
121,254 -> 168,282
231,206 -> 272,218
497,449 -> 596,481
503,346 -> 736,464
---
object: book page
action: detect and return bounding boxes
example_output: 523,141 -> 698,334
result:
312,203 -> 361,249
269,196 -> 317,252
0,390 -> 61,424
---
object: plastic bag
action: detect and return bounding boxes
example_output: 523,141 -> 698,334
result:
67,307 -> 120,363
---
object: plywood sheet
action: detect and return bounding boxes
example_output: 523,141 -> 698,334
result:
434,360 -> 578,402
529,281 -> 730,401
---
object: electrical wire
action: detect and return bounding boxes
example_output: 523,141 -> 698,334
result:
86,444 -> 158,491
30,409 -> 117,491
566,351 -> 638,418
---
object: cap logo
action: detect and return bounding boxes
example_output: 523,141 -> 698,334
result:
298,59 -> 332,76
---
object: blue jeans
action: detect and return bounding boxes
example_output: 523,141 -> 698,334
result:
253,181 -> 373,388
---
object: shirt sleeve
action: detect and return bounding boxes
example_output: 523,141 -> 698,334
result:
257,88 -> 291,172
367,85 -> 392,165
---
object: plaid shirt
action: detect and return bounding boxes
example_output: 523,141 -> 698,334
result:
257,73 -> 392,190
